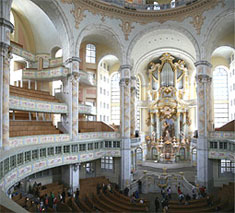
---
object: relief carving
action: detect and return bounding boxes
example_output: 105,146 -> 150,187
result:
119,20 -> 135,40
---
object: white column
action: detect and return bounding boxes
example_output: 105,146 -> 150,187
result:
62,164 -> 80,192
130,76 -> 137,137
64,57 -> 80,140
120,64 -> 131,189
195,60 -> 214,190
0,0 -> 14,149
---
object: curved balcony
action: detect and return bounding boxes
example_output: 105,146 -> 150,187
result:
22,67 -> 69,81
80,70 -> 96,86
78,104 -> 97,115
97,0 -> 197,11
0,139 -> 121,193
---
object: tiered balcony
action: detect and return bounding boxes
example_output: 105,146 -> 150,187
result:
79,69 -> 96,86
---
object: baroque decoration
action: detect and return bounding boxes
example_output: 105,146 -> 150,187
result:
145,53 -> 191,163
61,0 -> 225,35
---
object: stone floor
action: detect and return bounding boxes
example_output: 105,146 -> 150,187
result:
135,160 -> 197,184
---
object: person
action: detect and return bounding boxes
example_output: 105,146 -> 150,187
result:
130,193 -> 136,203
155,196 -> 160,212
179,193 -> 184,204
185,194 -> 191,205
62,190 -> 66,203
107,184 -> 112,192
206,195 -> 212,207
192,186 -> 196,199
75,188 -> 80,201
134,190 -> 139,199
138,180 -> 142,193
167,187 -> 172,199
161,187 -> 166,198
177,186 -> 182,195
124,187 -> 129,196
53,196 -> 57,210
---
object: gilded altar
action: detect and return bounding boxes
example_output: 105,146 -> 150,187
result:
146,53 -> 191,162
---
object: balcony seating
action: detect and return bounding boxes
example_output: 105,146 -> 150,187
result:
10,86 -> 60,103
10,121 -> 61,137
9,111 -> 36,120
79,121 -> 115,133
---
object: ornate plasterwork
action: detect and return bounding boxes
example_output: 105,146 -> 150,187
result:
61,0 -> 225,35
119,20 -> 135,40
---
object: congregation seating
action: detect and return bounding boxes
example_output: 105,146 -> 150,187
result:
168,182 -> 234,213
10,86 -> 60,103
79,121 -> 115,133
0,205 -> 14,213
10,121 -> 61,137
38,183 -> 64,197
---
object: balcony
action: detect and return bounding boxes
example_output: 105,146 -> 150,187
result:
79,70 -> 96,87
78,104 -> 97,115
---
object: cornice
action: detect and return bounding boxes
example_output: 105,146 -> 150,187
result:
62,0 -> 224,38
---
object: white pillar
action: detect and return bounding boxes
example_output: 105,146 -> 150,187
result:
0,0 -> 14,149
130,76 -> 137,137
120,64 -> 131,189
195,60 -> 214,190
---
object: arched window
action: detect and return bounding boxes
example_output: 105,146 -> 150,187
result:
86,44 -> 96,63
55,49 -> 62,58
171,0 -> 175,8
111,72 -> 120,125
153,1 -> 160,10
213,66 -> 229,128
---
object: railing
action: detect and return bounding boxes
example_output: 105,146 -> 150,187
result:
0,140 -> 121,193
79,70 -> 96,86
9,96 -> 68,114
209,131 -> 235,139
22,66 -> 69,80
79,121 -> 115,133
100,0 -> 198,11
131,137 -> 141,146
78,104 -> 97,115
78,131 -> 120,140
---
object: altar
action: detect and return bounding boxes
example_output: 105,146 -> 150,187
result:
145,53 -> 191,162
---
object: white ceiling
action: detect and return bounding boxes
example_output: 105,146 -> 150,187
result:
12,0 -> 61,53
212,46 -> 234,60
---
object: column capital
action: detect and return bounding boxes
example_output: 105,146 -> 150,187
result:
64,56 -> 81,65
194,60 -> 212,68
0,18 -> 14,33
0,42 -> 12,58
120,64 -> 132,70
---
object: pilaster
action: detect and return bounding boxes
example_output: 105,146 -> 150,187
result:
195,60 -> 214,190
0,0 -> 14,150
130,76 -> 137,137
119,64 -> 131,189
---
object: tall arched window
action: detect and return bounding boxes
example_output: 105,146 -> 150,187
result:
171,0 -> 175,8
111,72 -> 120,125
213,66 -> 229,128
86,44 -> 96,63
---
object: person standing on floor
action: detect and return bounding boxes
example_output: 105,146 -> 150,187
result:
155,196 -> 160,212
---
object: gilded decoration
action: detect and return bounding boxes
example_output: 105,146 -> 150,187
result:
61,0 -> 224,34
145,53 -> 191,163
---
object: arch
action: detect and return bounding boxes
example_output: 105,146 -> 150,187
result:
126,24 -> 200,66
75,23 -> 123,63
204,9 -> 234,60
30,0 -> 74,59
51,46 -> 62,58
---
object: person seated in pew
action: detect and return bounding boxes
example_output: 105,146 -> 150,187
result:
130,193 -> 137,203
107,183 -> 112,193
124,187 -> 129,196
134,190 -> 139,199
178,193 -> 184,204
185,194 -> 191,205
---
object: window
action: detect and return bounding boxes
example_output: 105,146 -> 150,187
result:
86,162 -> 93,173
111,72 -> 120,125
104,76 -> 106,82
101,156 -> 113,170
17,153 -> 24,165
210,142 -> 218,149
55,146 -> 62,155
32,150 -> 39,160
55,49 -> 62,58
4,158 -> 9,174
95,142 -> 99,149
72,145 -> 78,152
100,115 -> 102,121
100,87 -> 102,94
88,143 -> 93,150
220,159 -> 235,174
105,141 -> 112,148
104,89 -> 106,95
25,151 -> 31,163
104,103 -> 105,108
103,115 -> 105,121
48,147 -> 54,156
213,67 -> 229,128
10,156 -> 16,169
113,141 -> 120,148
40,148 -> 46,158
64,145 -> 70,153
153,1 -> 160,10
86,44 -> 96,63
79,144 -> 86,151
171,0 -> 175,8
100,141 -> 104,149
0,162 -> 3,179
100,74 -> 102,80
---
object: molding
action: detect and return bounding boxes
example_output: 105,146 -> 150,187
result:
61,0 -> 224,35
64,56 -> 81,64
0,18 -> 14,33
194,60 -> 212,67
9,96 -> 68,114
120,64 -> 132,70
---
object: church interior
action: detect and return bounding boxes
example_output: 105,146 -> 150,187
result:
0,0 -> 234,212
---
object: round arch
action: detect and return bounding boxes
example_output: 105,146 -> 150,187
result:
75,23 -> 124,63
204,9 -> 234,60
126,24 -> 200,66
